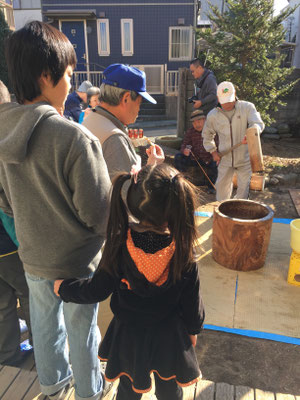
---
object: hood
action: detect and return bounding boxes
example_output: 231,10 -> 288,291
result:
0,102 -> 58,164
119,229 -> 175,298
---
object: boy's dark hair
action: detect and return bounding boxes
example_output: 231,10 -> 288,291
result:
100,164 -> 199,282
5,21 -> 77,104
0,80 -> 11,104
190,58 -> 205,68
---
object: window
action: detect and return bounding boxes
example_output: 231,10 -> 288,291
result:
169,26 -> 193,61
121,19 -> 133,56
97,19 -> 110,56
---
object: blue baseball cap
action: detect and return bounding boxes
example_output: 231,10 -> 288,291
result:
102,64 -> 157,104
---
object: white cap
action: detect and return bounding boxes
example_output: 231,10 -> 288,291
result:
217,81 -> 236,104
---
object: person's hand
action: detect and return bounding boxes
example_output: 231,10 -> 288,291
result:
211,151 -> 221,165
183,148 -> 191,156
146,144 -> 165,165
54,279 -> 64,297
193,100 -> 202,109
189,334 -> 197,347
241,135 -> 247,144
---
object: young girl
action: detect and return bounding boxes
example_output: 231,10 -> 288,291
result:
54,163 -> 205,400
78,86 -> 101,123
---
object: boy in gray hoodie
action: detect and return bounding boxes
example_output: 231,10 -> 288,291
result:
0,21 -> 111,400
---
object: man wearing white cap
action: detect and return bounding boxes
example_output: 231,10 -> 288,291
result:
203,81 -> 264,201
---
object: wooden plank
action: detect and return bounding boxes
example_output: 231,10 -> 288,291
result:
215,382 -> 234,400
0,366 -> 20,398
22,376 -> 47,400
289,189 -> 300,216
235,386 -> 255,400
255,389 -> 275,400
195,380 -> 215,400
276,394 -> 296,400
2,369 -> 37,400
183,383 -> 196,400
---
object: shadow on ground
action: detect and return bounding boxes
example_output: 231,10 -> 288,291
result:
196,330 -> 300,395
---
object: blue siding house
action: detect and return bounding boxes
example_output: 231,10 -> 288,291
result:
42,0 -> 199,93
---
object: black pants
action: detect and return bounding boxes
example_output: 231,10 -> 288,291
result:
116,375 -> 183,400
0,252 -> 31,364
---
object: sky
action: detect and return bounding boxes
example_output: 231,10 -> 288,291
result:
274,0 -> 289,15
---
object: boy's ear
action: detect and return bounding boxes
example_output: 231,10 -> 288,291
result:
39,71 -> 52,89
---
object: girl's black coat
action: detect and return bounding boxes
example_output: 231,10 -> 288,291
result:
59,245 -> 205,335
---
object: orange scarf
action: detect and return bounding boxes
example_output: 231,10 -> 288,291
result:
126,229 -> 175,287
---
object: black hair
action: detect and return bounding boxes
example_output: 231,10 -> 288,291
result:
190,58 -> 205,68
100,164 -> 200,282
5,21 -> 77,104
87,86 -> 100,105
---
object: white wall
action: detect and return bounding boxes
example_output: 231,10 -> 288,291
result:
13,9 -> 42,29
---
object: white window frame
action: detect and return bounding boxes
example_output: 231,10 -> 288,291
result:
169,26 -> 193,61
97,19 -> 110,56
121,18 -> 134,56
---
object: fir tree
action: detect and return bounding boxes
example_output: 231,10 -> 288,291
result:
0,10 -> 11,89
197,0 -> 299,124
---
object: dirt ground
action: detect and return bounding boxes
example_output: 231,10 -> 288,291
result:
195,136 -> 300,395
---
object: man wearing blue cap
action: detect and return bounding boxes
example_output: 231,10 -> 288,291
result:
83,64 -> 164,180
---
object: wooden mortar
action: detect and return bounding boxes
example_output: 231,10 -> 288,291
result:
212,199 -> 274,271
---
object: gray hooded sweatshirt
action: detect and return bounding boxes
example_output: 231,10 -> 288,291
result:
0,102 -> 111,280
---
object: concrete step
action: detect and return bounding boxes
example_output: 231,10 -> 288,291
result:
135,115 -> 170,122
129,119 -> 177,129
138,109 -> 166,116
146,94 -> 165,104
140,102 -> 166,110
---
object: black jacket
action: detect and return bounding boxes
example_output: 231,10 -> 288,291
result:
59,244 -> 205,335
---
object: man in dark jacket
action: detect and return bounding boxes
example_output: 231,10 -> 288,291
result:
64,80 -> 92,122
189,58 -> 218,115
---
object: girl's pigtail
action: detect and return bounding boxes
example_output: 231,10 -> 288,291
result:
167,174 -> 198,282
99,172 -> 132,276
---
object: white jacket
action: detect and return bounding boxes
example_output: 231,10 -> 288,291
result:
203,100 -> 265,168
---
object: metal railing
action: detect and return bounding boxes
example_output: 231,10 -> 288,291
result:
72,69 -> 180,95
71,71 -> 104,90
166,70 -> 179,95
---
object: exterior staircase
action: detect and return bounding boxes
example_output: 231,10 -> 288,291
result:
129,94 -> 176,129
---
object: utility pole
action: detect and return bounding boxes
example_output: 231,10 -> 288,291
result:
221,0 -> 226,15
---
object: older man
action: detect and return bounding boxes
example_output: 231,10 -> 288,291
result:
175,109 -> 218,192
83,64 -> 164,180
203,81 -> 265,201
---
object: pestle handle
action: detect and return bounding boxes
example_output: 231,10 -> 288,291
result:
219,141 -> 244,157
